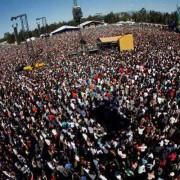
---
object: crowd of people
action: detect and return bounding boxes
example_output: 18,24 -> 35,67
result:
0,25 -> 180,180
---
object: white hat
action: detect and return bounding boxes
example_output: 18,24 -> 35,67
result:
52,129 -> 57,136
170,172 -> 175,177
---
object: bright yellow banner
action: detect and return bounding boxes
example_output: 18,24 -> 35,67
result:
119,34 -> 134,51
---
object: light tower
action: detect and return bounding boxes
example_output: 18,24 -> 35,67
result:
72,0 -> 83,23
72,0 -> 85,52
36,17 -> 48,36
36,17 -> 50,61
11,14 -> 35,62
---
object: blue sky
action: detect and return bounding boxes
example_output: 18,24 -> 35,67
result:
0,0 -> 178,38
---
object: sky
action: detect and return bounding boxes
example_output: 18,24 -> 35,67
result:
0,0 -> 178,38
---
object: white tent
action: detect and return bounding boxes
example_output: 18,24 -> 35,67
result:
79,21 -> 105,28
116,21 -> 135,26
50,25 -> 79,36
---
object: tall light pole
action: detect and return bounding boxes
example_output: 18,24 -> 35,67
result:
36,22 -> 41,36
12,23 -> 20,45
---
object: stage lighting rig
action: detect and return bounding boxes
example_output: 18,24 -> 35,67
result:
36,17 -> 48,36
11,14 -> 35,62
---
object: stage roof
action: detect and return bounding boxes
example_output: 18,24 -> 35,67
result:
99,35 -> 122,43
79,21 -> 104,28
50,25 -> 79,35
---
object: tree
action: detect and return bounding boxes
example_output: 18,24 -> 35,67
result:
31,28 -> 39,37
104,12 -> 119,24
0,37 -> 5,43
119,12 -> 131,21
4,32 -> 15,44
0,9 -> 177,44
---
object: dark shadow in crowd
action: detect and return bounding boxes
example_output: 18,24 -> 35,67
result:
90,100 -> 130,133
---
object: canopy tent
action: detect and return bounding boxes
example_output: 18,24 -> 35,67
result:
50,25 -> 80,36
115,21 -> 135,26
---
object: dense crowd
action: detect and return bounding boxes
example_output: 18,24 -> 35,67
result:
0,25 -> 180,180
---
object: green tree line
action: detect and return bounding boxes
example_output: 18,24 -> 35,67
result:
1,8 -> 177,44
